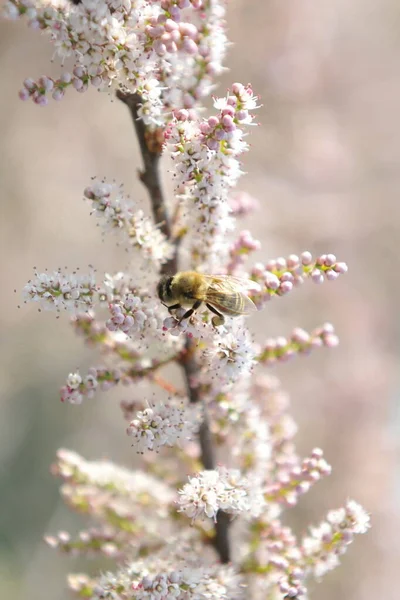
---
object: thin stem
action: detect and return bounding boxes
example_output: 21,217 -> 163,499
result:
116,90 -> 177,275
118,92 -> 231,564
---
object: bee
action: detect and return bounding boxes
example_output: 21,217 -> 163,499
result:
157,271 -> 259,327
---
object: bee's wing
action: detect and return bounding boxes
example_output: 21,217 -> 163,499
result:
203,275 -> 258,316
202,274 -> 261,292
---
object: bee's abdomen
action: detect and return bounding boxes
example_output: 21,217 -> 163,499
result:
208,291 -> 246,316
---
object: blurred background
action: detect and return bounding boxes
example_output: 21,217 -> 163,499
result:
1,0 -> 399,598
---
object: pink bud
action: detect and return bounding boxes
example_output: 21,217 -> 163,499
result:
235,109 -> 248,121
19,89 -> 30,101
207,139 -> 219,151
311,448 -> 324,459
222,114 -> 234,130
164,18 -> 178,32
35,94 -> 48,107
73,66 -> 85,78
23,78 -> 35,90
170,6 -> 181,21
221,105 -> 235,117
325,253 -> 337,266
311,269 -> 324,284
182,38 -> 198,54
276,257 -> 287,270
301,251 -> 313,265
232,82 -> 244,95
176,109 -> 189,121
324,334 -> 339,348
326,269 -> 339,281
179,22 -> 198,38
199,121 -> 211,134
280,281 -> 293,294
334,261 -> 348,274
153,40 -> 167,56
73,78 -> 84,91
287,254 -> 300,268
52,88 -> 65,101
208,116 -> 219,129
91,76 -> 103,88
61,72 -> 72,84
147,25 -> 164,38
215,128 -> 226,141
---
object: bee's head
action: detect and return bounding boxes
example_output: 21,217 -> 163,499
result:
157,275 -> 174,303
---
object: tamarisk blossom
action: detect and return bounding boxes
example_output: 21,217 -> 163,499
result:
46,449 -> 180,560
84,180 -> 174,268
301,500 -> 371,578
2,0 -> 228,124
177,466 -> 266,522
250,251 -> 348,308
257,323 -> 339,365
127,401 -> 198,453
88,558 -> 243,600
165,83 -> 259,270
22,268 -> 99,312
5,1 -> 371,597
226,230 -> 261,275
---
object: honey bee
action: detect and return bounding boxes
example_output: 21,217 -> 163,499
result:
157,271 -> 259,327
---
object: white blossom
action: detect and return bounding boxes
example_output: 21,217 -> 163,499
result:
84,181 -> 174,268
206,325 -> 256,382
177,466 -> 265,522
127,402 -> 198,453
22,269 -> 98,311
4,0 -> 228,124
94,558 -> 244,600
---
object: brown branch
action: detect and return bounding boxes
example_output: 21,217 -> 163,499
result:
116,90 -> 177,275
118,91 -> 231,564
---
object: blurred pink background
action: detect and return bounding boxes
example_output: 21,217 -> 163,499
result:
1,1 -> 399,599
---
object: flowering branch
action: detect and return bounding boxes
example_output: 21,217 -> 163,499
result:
118,90 -> 231,563
257,323 -> 339,366
4,2 -> 370,598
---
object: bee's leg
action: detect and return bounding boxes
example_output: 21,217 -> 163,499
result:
206,304 -> 225,327
167,303 -> 181,314
178,300 -> 202,323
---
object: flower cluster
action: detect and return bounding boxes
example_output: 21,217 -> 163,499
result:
177,467 -> 265,522
22,268 -> 99,312
301,500 -> 370,579
165,83 -> 259,270
47,449 -> 180,561
257,323 -> 339,365
88,558 -> 243,600
226,230 -> 261,275
127,401 -> 198,452
84,180 -> 174,268
265,448 -> 332,507
250,251 -> 348,308
206,326 -> 256,383
229,191 -> 260,217
2,0 -> 227,124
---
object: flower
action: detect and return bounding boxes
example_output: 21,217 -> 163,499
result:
257,323 -> 339,365
3,0 -> 228,124
84,181 -> 174,267
250,251 -> 348,308
177,466 -> 265,522
92,558 -> 244,600
22,268 -> 101,312
301,499 -> 370,579
127,401 -> 198,453
207,325 -> 256,382
165,85 -> 259,270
